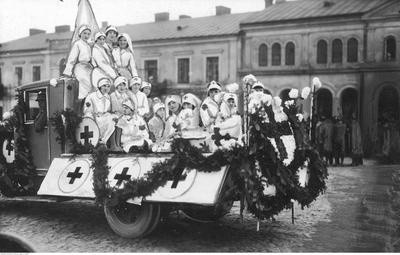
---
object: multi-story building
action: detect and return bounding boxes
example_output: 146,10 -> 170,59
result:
0,0 -> 399,155
239,0 -> 400,155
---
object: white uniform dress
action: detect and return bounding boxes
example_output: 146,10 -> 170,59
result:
63,39 -> 94,99
148,115 -> 166,143
216,100 -> 242,139
200,96 -> 220,132
83,90 -> 117,143
117,114 -> 151,152
92,43 -> 118,80
110,90 -> 130,116
128,90 -> 149,117
112,48 -> 138,79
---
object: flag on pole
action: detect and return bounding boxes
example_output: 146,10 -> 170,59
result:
70,0 -> 100,45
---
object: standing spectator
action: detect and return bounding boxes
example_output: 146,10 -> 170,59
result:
315,116 -> 324,158
333,116 -> 346,166
320,116 -> 334,165
350,115 -> 363,166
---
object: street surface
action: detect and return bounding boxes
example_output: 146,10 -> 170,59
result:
0,160 -> 399,252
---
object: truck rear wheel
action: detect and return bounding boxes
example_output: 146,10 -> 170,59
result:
182,170 -> 235,223
104,202 -> 160,238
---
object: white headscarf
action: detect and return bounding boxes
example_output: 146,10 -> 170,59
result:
118,33 -> 134,53
78,25 -> 91,37
165,95 -> 181,116
94,32 -> 106,42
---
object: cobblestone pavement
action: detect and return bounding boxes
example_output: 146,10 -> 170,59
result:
0,160 -> 399,252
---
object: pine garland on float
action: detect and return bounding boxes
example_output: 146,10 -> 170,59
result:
0,92 -> 37,196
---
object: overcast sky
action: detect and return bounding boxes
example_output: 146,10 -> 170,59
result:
0,0 -> 266,43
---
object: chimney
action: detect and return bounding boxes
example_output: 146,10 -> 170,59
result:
55,25 -> 70,33
216,6 -> 231,16
102,21 -> 108,29
29,28 -> 46,36
323,1 -> 334,7
155,12 -> 170,22
275,0 -> 286,4
265,0 -> 273,7
179,15 -> 191,19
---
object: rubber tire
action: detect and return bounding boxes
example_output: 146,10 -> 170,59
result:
143,204 -> 161,236
104,202 -> 159,238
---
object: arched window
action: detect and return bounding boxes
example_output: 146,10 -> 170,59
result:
347,38 -> 358,63
285,42 -> 295,66
317,40 -> 327,64
384,36 -> 396,61
272,43 -> 281,66
258,44 -> 268,66
59,58 -> 66,76
332,39 -> 343,63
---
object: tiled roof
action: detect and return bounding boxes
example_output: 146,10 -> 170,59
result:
0,31 -> 72,52
242,0 -> 391,25
0,0 -> 394,53
119,12 -> 253,42
0,12 -> 252,53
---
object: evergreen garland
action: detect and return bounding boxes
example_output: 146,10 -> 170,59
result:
52,102 -> 328,220
50,109 -> 93,155
0,92 -> 37,196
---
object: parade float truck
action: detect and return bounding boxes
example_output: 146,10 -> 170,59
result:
0,78 -> 236,238
0,76 -> 328,238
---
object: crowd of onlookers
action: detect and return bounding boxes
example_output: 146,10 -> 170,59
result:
315,115 -> 363,166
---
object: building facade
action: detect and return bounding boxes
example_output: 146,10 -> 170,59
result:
0,0 -> 399,155
239,0 -> 400,155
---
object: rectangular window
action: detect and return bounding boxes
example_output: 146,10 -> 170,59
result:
177,58 -> 190,84
206,57 -> 219,82
25,89 -> 46,122
144,60 -> 158,83
15,67 -> 23,85
32,66 -> 41,82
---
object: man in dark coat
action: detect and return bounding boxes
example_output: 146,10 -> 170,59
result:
319,116 -> 334,165
333,116 -> 346,166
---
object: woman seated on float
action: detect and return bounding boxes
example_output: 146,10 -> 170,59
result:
148,100 -> 167,143
104,25 -> 119,57
177,93 -> 202,132
128,77 -> 150,117
112,33 -> 138,80
92,32 -> 118,80
215,92 -> 242,140
140,81 -> 153,121
110,76 -> 129,116
83,77 -> 121,151
116,99 -> 152,153
63,24 -> 94,100
164,95 -> 182,137
110,76 -> 129,149
200,81 -> 222,133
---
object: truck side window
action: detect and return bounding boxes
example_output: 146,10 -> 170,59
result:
25,89 -> 46,122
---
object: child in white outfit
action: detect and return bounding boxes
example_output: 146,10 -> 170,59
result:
116,99 -> 152,153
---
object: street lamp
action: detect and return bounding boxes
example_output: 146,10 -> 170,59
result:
309,77 -> 322,142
